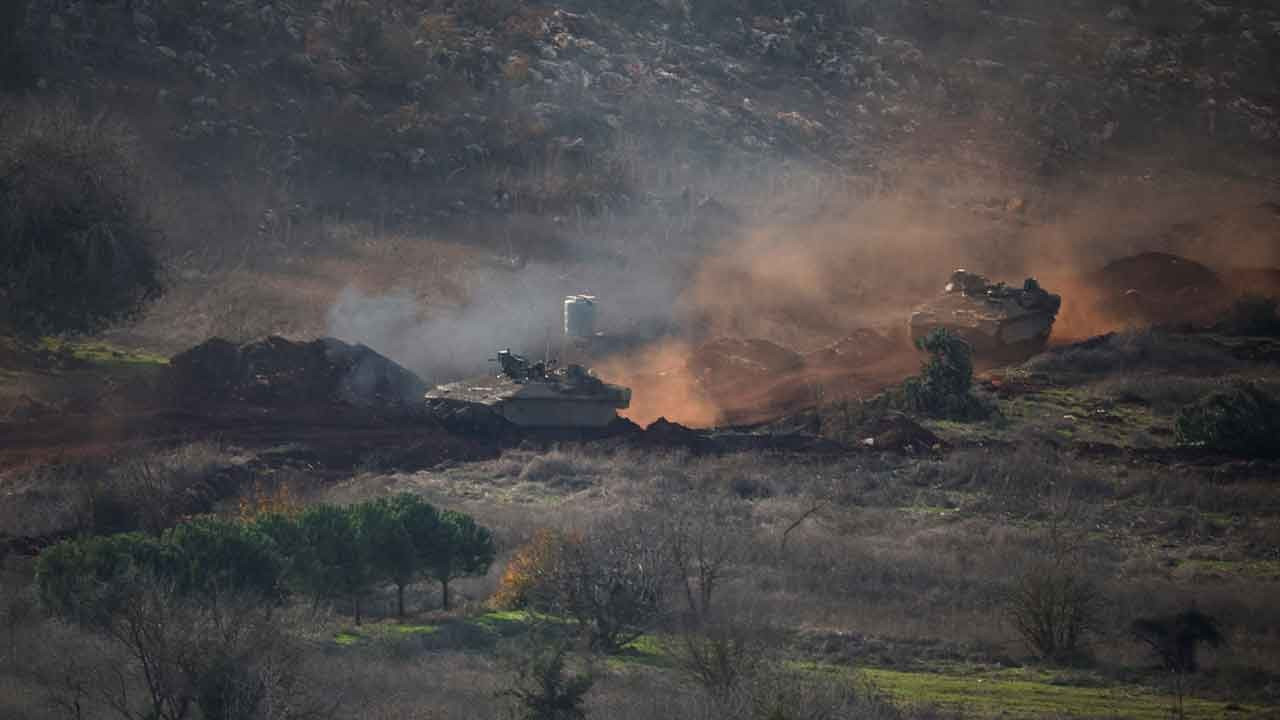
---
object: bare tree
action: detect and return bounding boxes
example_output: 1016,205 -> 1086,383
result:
662,494 -> 750,622
663,614 -> 776,700
1005,486 -> 1104,664
550,514 -> 673,653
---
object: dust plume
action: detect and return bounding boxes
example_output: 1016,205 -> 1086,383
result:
325,266 -> 561,385
325,251 -> 690,385
593,175 -> 1279,427
594,339 -> 719,428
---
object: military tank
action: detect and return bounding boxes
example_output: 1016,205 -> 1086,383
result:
424,350 -> 631,429
909,270 -> 1061,361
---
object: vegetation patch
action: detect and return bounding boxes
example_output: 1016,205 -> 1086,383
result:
0,100 -> 163,337
36,338 -> 168,368
860,666 -> 1258,719
1175,381 -> 1280,458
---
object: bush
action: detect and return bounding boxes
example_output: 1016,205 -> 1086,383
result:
1218,293 -> 1280,337
1175,381 -> 1280,458
1006,561 -> 1103,664
1132,608 -> 1224,673
501,639 -> 594,720
492,528 -> 572,611
0,99 -> 163,336
664,617 -> 774,698
903,329 -> 991,420
497,520 -> 670,652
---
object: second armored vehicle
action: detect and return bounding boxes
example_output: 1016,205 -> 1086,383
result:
425,350 -> 631,429
909,270 -> 1061,361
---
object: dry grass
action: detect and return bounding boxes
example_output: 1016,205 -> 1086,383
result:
5,434 -> 1280,716
0,441 -> 239,538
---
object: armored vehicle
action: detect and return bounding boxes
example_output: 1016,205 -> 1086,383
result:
909,270 -> 1061,360
425,350 -> 631,429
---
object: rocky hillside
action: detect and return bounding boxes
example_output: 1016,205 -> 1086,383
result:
5,0 -> 1280,353
11,1 -> 1280,218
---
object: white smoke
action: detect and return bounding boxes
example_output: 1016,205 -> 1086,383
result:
326,258 -> 686,385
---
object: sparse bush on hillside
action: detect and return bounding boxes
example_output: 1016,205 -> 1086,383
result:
0,100 -> 163,337
492,528 -> 572,611
1175,381 -> 1280,458
499,518 -> 670,652
500,637 -> 594,720
664,616 -> 775,699
1006,488 -> 1105,665
1006,560 -> 1103,665
903,329 -> 992,421
1132,608 -> 1225,674
70,444 -> 234,537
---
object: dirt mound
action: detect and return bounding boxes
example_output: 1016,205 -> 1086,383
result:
687,338 -> 804,386
626,329 -> 917,428
806,328 -> 906,368
1089,252 -> 1230,325
1095,252 -> 1223,297
171,336 -> 427,410
642,417 -> 707,449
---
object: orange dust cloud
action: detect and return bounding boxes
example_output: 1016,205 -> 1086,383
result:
594,339 -> 721,428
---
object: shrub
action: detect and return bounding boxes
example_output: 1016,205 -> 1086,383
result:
500,519 -> 670,652
76,450 -> 228,536
1175,381 -> 1280,458
0,99 -> 163,336
664,617 -> 774,698
1006,561 -> 1103,664
903,329 -> 991,420
492,528 -> 572,611
501,640 -> 594,720
1218,293 -> 1280,337
1132,608 -> 1224,673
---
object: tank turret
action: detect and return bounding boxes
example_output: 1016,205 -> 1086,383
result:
909,270 -> 1061,361
425,349 -> 630,429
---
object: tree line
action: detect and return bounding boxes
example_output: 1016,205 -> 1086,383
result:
36,494 -> 495,625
